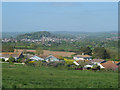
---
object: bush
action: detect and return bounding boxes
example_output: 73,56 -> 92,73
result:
16,58 -> 22,63
9,56 -> 15,63
64,58 -> 74,65
2,58 -> 5,62
0,58 -> 5,62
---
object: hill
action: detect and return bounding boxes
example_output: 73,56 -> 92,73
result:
2,32 -> 26,38
16,31 -> 53,39
15,31 -> 118,40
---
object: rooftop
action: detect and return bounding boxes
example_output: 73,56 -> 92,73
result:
74,55 -> 92,58
101,61 -> 118,70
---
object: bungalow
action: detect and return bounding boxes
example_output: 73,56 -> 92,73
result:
45,55 -> 59,62
30,56 -> 44,61
0,52 -> 24,61
91,59 -> 106,64
101,61 -> 118,70
73,55 -> 92,60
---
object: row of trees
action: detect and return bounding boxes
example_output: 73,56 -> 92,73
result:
76,47 -> 110,59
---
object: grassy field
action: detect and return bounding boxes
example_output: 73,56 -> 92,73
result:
2,63 -> 118,88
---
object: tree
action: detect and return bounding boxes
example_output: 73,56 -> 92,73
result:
93,47 -> 110,59
9,56 -> 15,63
77,47 -> 92,55
36,47 -> 44,55
2,58 -> 5,62
16,58 -> 22,63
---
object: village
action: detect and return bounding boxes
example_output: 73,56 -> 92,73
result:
0,49 -> 119,71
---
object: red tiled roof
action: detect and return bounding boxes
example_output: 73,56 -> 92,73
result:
101,61 -> 118,70
91,59 -> 105,63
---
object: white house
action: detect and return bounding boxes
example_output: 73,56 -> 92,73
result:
73,55 -> 92,60
45,55 -> 59,62
0,53 -> 22,61
91,59 -> 106,64
30,56 -> 44,61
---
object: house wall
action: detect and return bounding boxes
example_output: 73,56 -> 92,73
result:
73,57 -> 92,60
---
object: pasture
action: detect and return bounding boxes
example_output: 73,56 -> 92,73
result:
2,63 -> 118,88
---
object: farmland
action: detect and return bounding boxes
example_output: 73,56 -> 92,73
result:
14,49 -> 75,57
2,63 -> 118,88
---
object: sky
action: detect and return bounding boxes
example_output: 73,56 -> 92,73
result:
2,2 -> 118,32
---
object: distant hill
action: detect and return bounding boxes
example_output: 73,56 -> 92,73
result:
2,32 -> 26,38
2,31 -> 118,40
16,31 -> 53,39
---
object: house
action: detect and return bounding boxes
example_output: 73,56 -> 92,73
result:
91,59 -> 106,64
101,61 -> 118,70
0,52 -> 24,61
45,55 -> 59,62
30,56 -> 44,61
73,55 -> 92,60
84,63 -> 104,69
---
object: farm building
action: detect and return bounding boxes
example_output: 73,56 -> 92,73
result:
30,56 -> 44,61
73,55 -> 92,60
45,55 -> 59,62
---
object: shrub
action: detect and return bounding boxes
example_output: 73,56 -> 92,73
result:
16,58 -> 22,63
1,58 -> 5,62
58,56 -> 64,60
8,56 -> 15,63
64,58 -> 74,65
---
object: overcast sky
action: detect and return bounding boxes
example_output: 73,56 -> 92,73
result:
2,2 -> 118,32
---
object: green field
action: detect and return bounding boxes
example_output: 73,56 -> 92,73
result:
2,63 -> 118,88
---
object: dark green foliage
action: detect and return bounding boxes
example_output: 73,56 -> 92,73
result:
77,47 -> 92,55
8,56 -> 15,63
2,58 -> 5,62
24,52 -> 35,55
93,47 -> 110,59
16,58 -> 22,63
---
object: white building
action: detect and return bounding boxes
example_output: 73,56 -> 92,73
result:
73,55 -> 92,60
30,56 -> 44,61
45,55 -> 59,62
